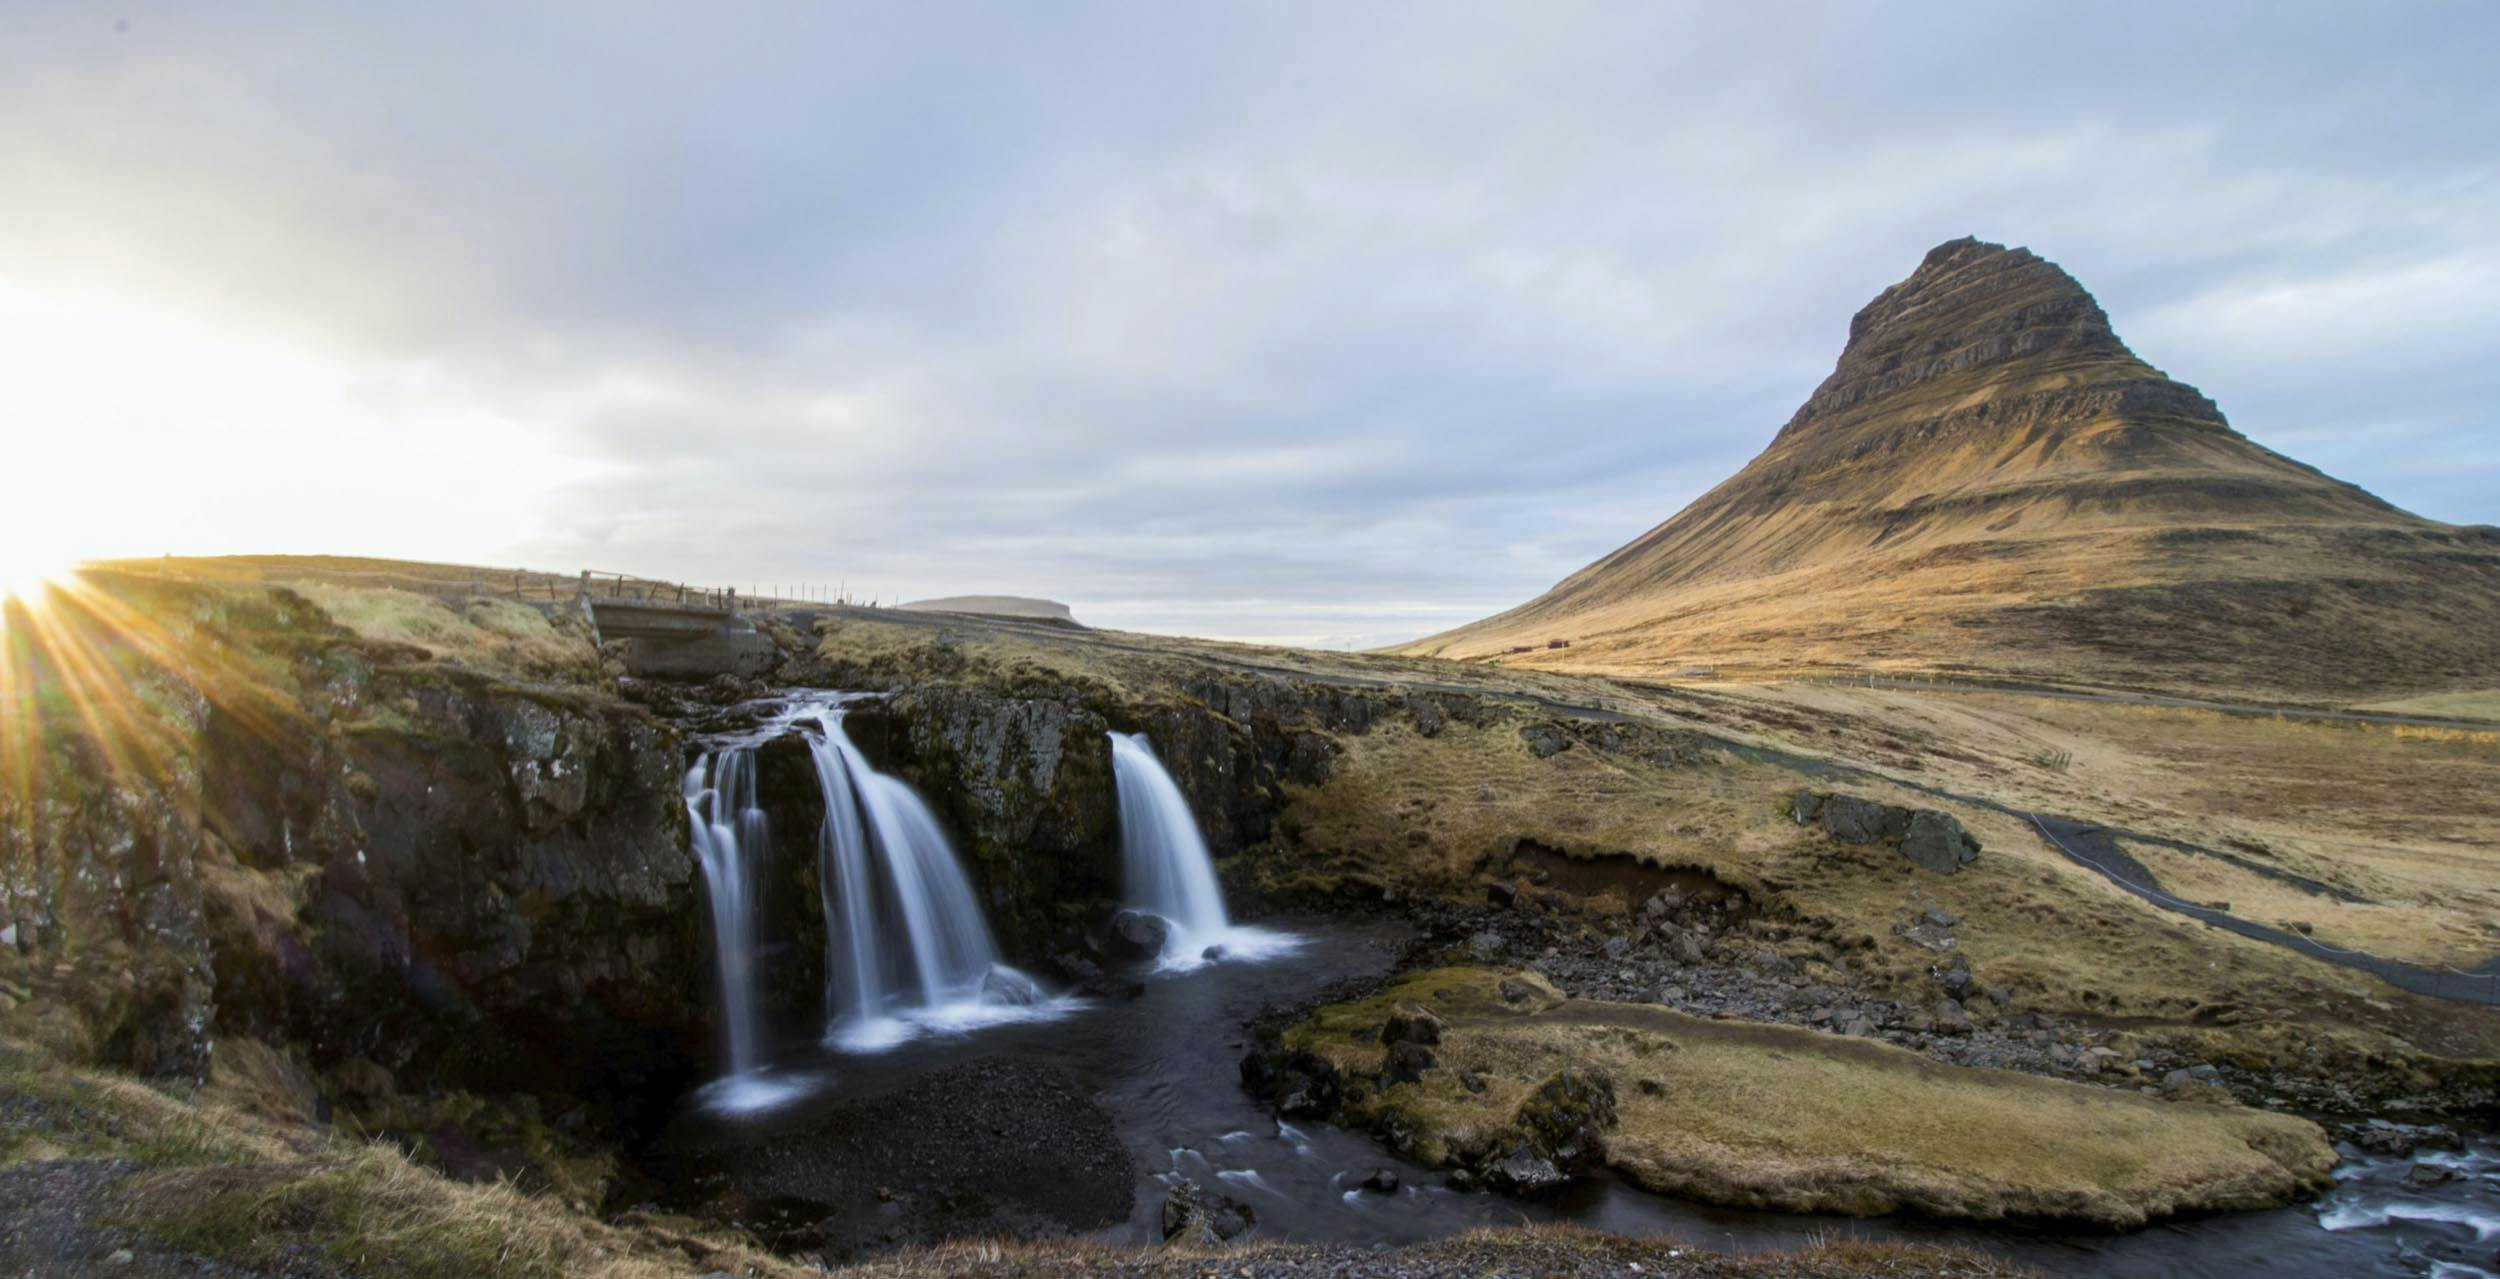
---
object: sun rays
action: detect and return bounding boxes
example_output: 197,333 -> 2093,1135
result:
0,569 -> 315,848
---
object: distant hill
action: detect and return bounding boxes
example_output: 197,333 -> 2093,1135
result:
897,595 -> 1084,627
1400,238 -> 2500,699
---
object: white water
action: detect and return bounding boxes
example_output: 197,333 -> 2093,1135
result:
1109,730 -> 1299,971
798,701 -> 1077,1051
683,746 -> 806,1113
686,697 -> 1079,1110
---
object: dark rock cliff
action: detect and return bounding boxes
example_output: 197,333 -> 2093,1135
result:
1,579 -> 713,1131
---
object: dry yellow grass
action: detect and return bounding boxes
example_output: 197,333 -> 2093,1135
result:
1287,970 -> 2333,1227
298,584 -> 600,682
1679,683 -> 2500,970
2358,689 -> 2500,722
0,1039 -> 808,1279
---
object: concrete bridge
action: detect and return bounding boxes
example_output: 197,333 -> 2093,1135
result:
578,573 -> 777,678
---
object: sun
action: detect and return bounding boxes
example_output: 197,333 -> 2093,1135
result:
0,552 -> 72,616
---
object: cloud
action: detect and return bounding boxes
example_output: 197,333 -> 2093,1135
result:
2,2 -> 2494,645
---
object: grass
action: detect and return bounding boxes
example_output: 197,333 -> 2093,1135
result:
0,1038 -> 807,1279
297,583 -> 600,683
1286,969 -> 2335,1227
2357,689 -> 2500,722
797,602 -> 2500,1078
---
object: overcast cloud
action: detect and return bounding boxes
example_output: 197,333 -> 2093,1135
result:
4,3 -> 2494,645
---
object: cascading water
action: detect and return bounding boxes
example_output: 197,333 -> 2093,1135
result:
686,696 -> 1075,1110
797,703 -> 1055,1048
684,744 -> 804,1112
1109,730 -> 1299,970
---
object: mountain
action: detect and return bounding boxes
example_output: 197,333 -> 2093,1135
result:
1401,238 -> 2500,699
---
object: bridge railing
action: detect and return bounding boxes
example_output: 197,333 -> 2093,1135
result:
576,570 -> 735,611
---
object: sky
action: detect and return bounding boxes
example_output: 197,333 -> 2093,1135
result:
3,3 -> 2494,647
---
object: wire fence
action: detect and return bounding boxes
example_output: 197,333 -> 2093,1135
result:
2025,813 -> 2500,1007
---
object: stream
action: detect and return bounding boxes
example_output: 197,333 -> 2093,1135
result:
656,915 -> 2498,1277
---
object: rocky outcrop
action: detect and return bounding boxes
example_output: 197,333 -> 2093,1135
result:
848,687 -> 1120,954
2,579 -> 712,1129
1791,791 -> 1979,875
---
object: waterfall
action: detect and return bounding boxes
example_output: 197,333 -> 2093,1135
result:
789,699 -> 1078,1050
800,704 -> 1014,1045
1110,730 -> 1299,969
685,694 -> 1074,1107
1110,731 -> 1230,940
684,745 -> 800,1112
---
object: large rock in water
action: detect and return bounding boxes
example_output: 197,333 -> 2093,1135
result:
1395,237 -> 2500,700
1161,1178 -> 1256,1244
1103,909 -> 1170,960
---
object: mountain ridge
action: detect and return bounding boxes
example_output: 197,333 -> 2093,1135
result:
1401,238 -> 2500,699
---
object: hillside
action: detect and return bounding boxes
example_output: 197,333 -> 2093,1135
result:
1401,238 -> 2500,700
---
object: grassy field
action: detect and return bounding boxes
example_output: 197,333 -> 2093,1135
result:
796,605 -> 2500,1075
1282,969 -> 2333,1226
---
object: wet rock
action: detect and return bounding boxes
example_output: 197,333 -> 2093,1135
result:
1514,1066 -> 1617,1171
1901,810 -> 1982,874
1484,1144 -> 1569,1195
979,965 -> 1041,1007
1360,1168 -> 1401,1194
2403,1162 -> 2455,1189
1161,1178 -> 1256,1245
1104,909 -> 1170,961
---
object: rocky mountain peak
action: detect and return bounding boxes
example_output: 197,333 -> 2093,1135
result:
1777,237 -> 2154,441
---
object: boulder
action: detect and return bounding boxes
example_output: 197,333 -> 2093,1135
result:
1820,794 -> 1910,844
979,965 -> 1042,1007
1513,1066 -> 1618,1171
1790,788 -> 1824,825
1360,1168 -> 1401,1193
1161,1178 -> 1256,1245
1382,1041 -> 1438,1087
1900,810 -> 1982,873
1484,1143 -> 1569,1195
1521,725 -> 1573,758
1104,909 -> 1170,961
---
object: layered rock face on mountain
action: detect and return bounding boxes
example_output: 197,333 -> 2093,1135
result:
1405,238 -> 2500,697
